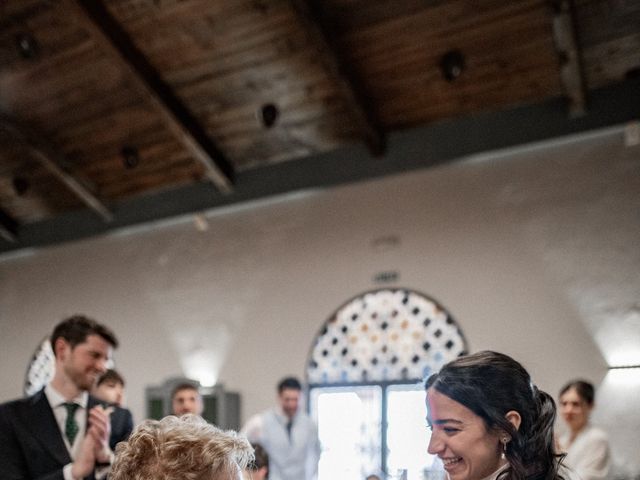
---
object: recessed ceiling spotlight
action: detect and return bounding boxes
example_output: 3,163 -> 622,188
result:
15,33 -> 39,60
251,0 -> 269,14
258,103 -> 279,128
12,176 -> 30,196
626,66 -> 640,80
121,146 -> 140,169
440,50 -> 466,82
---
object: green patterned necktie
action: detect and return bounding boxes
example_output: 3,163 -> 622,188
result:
63,402 -> 80,445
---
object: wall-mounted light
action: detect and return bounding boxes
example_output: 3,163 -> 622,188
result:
605,364 -> 640,388
440,49 -> 466,82
15,33 -> 39,60
121,146 -> 140,169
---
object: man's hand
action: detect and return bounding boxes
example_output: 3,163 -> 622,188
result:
88,405 -> 113,463
70,433 -> 96,479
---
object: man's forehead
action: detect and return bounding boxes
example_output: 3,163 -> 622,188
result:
72,334 -> 112,353
76,334 -> 111,347
280,388 -> 300,396
175,389 -> 199,399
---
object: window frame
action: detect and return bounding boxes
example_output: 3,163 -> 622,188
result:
309,378 -> 428,478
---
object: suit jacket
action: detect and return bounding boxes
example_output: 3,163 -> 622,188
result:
0,389 -> 133,480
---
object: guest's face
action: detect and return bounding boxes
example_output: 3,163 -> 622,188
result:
278,388 -> 300,418
172,388 -> 203,416
242,468 -> 267,480
93,380 -> 125,406
59,334 -> 112,391
426,388 -> 503,480
559,387 -> 591,433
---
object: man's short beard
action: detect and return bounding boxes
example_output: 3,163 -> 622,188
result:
66,364 -> 93,391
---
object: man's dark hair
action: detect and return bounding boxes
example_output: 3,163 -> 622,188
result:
171,382 -> 200,400
97,369 -> 125,387
248,443 -> 269,476
277,377 -> 302,393
559,379 -> 595,406
50,314 -> 118,357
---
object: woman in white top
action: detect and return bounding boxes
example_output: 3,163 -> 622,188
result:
425,351 -> 575,480
558,380 -> 611,480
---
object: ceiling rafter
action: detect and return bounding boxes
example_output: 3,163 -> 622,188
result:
551,0 -> 587,117
0,116 -> 113,222
290,0 -> 386,156
63,0 -> 235,193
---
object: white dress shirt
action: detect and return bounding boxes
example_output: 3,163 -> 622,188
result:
45,384 -> 113,480
242,408 -> 320,480
45,384 -> 89,480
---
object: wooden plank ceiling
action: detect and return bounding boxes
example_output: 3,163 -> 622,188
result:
0,0 -> 638,249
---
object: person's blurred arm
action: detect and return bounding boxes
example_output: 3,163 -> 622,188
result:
240,414 -> 264,443
306,420 -> 321,480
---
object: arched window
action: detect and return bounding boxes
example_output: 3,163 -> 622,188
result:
306,289 -> 467,480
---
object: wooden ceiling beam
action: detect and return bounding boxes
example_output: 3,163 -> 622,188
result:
0,208 -> 18,243
290,0 -> 386,156
551,0 -> 587,117
64,0 -> 234,193
0,116 -> 113,222
2,76 -> 638,255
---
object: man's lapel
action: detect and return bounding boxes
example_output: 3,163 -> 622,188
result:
23,389 -> 72,467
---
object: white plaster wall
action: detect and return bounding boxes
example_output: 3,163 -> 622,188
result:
0,125 -> 638,474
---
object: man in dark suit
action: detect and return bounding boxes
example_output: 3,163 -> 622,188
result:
0,315 -> 133,480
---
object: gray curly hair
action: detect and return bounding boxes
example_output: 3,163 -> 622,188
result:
111,414 -> 254,480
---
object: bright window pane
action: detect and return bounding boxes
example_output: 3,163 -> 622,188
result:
386,384 -> 443,480
311,386 -> 382,480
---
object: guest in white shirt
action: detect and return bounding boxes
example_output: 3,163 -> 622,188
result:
242,377 -> 320,480
558,380 -> 611,480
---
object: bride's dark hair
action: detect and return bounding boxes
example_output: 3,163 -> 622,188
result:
425,351 -> 565,480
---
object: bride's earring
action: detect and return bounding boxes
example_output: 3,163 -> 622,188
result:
501,437 -> 509,460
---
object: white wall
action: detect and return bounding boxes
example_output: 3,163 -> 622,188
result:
1,125 -> 638,474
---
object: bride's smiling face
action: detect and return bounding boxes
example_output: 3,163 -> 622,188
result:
426,388 -> 504,480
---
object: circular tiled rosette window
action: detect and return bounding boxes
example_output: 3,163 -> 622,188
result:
307,289 -> 467,384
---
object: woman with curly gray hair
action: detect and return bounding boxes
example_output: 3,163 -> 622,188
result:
111,414 -> 253,480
